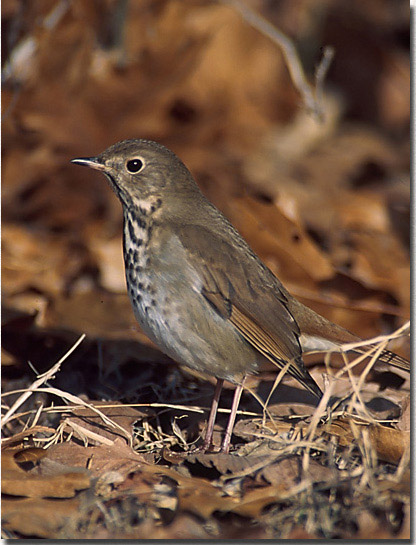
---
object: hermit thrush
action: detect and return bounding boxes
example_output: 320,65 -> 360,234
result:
72,140 -> 409,453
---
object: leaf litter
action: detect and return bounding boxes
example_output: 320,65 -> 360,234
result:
2,0 -> 410,539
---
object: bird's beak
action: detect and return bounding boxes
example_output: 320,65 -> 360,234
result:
71,157 -> 107,172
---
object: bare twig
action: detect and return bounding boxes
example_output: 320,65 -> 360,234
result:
63,419 -> 115,446
223,0 -> 335,120
338,321 -> 410,352
263,360 -> 292,421
1,425 -> 56,449
1,334 -> 86,428
315,46 -> 335,108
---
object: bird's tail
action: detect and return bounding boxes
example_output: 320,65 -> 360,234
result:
352,346 -> 410,372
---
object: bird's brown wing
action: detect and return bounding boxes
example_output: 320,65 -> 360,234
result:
175,223 -> 323,399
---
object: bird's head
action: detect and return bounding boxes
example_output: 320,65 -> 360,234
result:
72,139 -> 199,209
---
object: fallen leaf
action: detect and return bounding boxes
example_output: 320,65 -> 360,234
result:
2,497 -> 82,538
2,447 -> 90,498
323,417 -> 410,465
45,438 -> 148,479
231,196 -> 334,287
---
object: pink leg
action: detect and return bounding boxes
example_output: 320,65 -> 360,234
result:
200,378 -> 224,452
221,376 -> 246,454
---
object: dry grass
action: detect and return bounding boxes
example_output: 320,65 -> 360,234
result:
1,324 -> 410,538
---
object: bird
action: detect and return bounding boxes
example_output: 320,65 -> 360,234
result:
72,139 -> 410,454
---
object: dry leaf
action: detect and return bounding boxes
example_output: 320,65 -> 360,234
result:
45,438 -> 148,479
2,447 -> 91,498
323,417 -> 409,465
2,497 -> 82,538
1,0 -> 410,539
231,196 -> 334,287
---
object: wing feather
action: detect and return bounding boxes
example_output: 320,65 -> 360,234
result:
175,222 -> 323,398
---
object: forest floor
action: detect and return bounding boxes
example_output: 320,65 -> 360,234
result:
2,0 -> 410,539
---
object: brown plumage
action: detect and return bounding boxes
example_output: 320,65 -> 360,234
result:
72,139 -> 409,453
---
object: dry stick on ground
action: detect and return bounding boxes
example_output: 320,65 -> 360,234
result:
2,386 -> 133,445
3,326 -> 408,452
261,360 -> 292,427
230,324 -> 409,464
1,425 -> 57,449
1,333 -> 134,446
223,0 -> 335,120
282,323 -> 409,474
244,360 -> 292,431
0,400 -> 262,441
1,334 -> 86,428
344,344 -> 389,422
340,321 -> 410,352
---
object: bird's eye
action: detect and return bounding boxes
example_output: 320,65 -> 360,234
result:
126,158 -> 144,173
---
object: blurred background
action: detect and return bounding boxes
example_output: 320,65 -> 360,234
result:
2,0 -> 410,396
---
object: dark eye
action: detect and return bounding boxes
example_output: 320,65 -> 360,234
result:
126,158 -> 144,173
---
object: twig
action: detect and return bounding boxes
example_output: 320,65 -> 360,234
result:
263,360 -> 292,421
315,46 -> 335,109
0,399 -> 263,431
304,381 -> 332,443
339,321 -> 410,351
1,425 -> 56,449
341,350 -> 376,423
246,359 -> 291,429
64,419 -> 115,446
19,386 -> 133,442
1,334 -> 86,428
223,0 -> 335,120
244,385 -> 275,429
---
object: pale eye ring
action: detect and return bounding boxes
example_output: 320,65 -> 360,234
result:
126,158 -> 145,173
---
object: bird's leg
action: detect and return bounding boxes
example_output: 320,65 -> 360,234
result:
221,376 -> 246,454
199,378 -> 224,452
